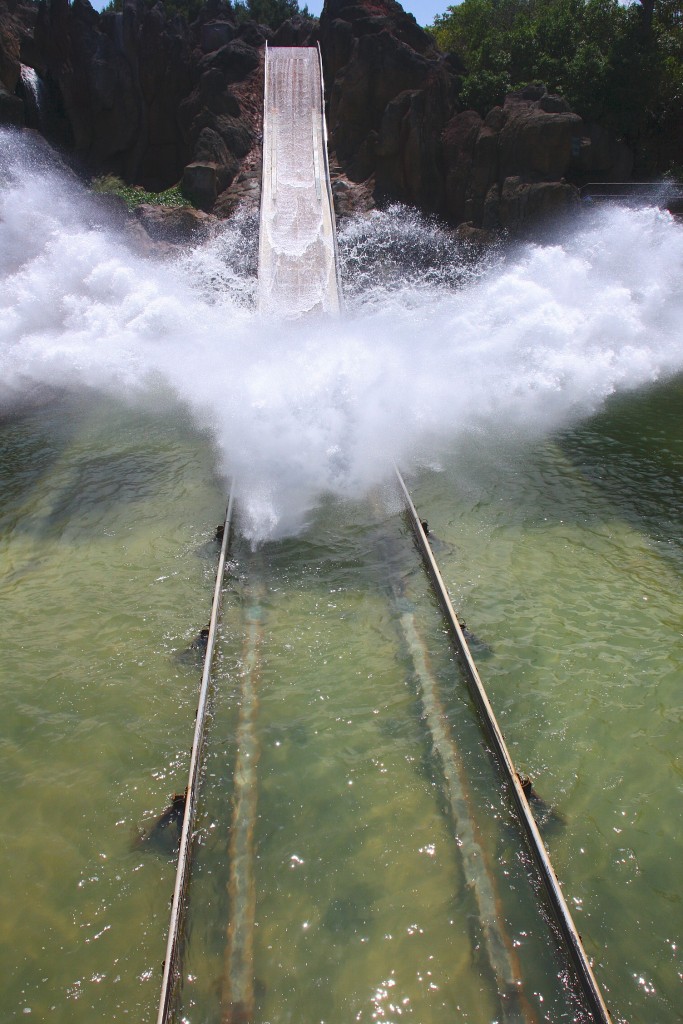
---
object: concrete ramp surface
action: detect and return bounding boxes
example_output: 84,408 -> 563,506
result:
258,46 -> 341,318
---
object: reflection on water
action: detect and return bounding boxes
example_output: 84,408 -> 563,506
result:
1,375 -> 681,1024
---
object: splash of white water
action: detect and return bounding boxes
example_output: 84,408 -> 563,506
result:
1,130 -> 682,540
19,65 -> 45,126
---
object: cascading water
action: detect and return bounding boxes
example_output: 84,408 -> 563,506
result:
1,128 -> 682,1024
19,65 -> 46,128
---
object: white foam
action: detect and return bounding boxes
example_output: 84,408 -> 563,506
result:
2,130 -> 682,541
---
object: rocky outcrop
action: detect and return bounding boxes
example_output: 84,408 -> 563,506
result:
0,0 -> 33,95
178,18 -> 264,210
317,0 -> 632,234
134,201 -> 213,242
319,0 -> 460,213
0,80 -> 22,123
441,85 -> 633,235
1,0 -> 270,209
1,0 -> 635,237
0,0 -> 41,125
319,6 -> 634,234
483,177 -> 580,236
31,0 -> 194,187
330,165 -> 375,217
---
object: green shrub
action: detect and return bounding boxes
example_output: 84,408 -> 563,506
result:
91,175 -> 186,210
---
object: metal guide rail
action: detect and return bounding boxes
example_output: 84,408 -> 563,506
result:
580,181 -> 683,212
373,517 -> 532,1024
394,466 -> 614,1024
156,488 -> 235,1024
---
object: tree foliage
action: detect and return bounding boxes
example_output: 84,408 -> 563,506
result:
430,0 -> 683,174
233,0 -> 311,28
102,0 -> 204,18
101,0 -> 311,29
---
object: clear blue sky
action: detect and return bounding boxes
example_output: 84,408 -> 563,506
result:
89,0 -> 454,27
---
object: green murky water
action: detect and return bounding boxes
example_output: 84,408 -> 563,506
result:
1,377 -> 681,1024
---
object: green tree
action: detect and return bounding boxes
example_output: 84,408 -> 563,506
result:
102,0 -> 206,19
233,0 -> 311,28
429,0 -> 682,173
101,0 -> 312,28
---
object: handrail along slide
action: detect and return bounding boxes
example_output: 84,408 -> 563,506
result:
580,181 -> 683,211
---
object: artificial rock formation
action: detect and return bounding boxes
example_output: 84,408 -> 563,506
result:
319,0 -> 459,213
32,0 -> 194,187
319,2 -> 633,234
441,86 -> 633,235
0,0 -> 268,202
0,0 -> 635,238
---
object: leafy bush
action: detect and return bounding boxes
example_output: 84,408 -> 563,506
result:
459,68 -> 511,112
91,174 -> 187,210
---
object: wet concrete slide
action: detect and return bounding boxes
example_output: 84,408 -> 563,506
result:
258,46 -> 342,318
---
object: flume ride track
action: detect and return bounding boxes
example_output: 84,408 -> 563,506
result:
155,45 -> 615,1024
258,45 -> 341,318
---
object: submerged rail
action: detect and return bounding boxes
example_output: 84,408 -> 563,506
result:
394,467 -> 614,1024
221,581 -> 264,1024
156,486 -> 236,1024
380,547 -> 534,1023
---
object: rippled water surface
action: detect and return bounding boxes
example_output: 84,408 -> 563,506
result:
1,135 -> 682,1022
409,379 -> 683,1023
0,396 -> 226,1021
1,376 -> 681,1024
